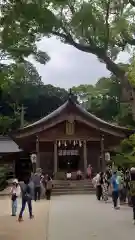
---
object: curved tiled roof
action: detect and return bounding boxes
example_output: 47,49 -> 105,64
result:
23,101 -> 68,129
0,136 -> 21,153
22,98 -> 132,133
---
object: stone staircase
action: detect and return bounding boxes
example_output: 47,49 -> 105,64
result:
52,179 -> 95,196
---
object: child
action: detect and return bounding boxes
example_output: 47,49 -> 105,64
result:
10,179 -> 21,216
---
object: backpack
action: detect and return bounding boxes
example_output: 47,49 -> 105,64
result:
46,180 -> 53,190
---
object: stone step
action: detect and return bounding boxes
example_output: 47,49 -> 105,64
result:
54,184 -> 93,188
54,186 -> 94,190
54,181 -> 93,186
53,180 -> 92,184
53,189 -> 94,191
52,190 -> 95,196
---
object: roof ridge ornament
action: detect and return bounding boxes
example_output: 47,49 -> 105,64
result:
68,88 -> 77,103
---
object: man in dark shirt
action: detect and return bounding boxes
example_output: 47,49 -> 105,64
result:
32,173 -> 41,201
130,167 -> 135,224
18,176 -> 34,221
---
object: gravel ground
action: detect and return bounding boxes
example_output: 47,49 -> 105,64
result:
0,195 -> 135,240
0,197 -> 49,240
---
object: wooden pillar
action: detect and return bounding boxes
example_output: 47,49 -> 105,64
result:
100,135 -> 105,171
83,140 -> 87,172
54,141 -> 58,174
36,136 -> 40,169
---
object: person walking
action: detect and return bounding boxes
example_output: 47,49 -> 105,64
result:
117,171 -> 124,204
111,171 -> 120,210
96,172 -> 103,201
33,172 -> 41,201
10,179 -> 21,216
18,176 -> 34,222
40,175 -> 46,198
45,176 -> 53,200
102,173 -> 109,203
129,167 -> 135,224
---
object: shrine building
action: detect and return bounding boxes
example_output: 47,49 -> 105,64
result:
11,93 -> 133,179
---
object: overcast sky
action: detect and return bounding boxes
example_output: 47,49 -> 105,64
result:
31,36 -> 130,89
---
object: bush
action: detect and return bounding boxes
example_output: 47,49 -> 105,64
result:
0,167 -> 8,191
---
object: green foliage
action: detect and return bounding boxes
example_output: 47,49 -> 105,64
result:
112,134 -> 135,167
0,55 -> 68,134
72,72 -> 135,127
128,57 -> 135,87
1,0 -> 133,63
0,167 -> 8,191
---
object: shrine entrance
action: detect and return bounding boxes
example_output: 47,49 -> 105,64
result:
58,150 -> 80,171
57,140 -> 83,172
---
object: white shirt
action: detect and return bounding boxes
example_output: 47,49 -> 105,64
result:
10,185 -> 21,197
67,173 -> 71,179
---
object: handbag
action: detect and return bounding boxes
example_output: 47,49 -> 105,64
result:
11,194 -> 17,201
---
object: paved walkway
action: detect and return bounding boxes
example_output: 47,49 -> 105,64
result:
0,197 -> 49,240
0,195 -> 135,239
48,195 -> 135,240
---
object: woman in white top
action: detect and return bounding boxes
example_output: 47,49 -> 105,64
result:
10,179 -> 21,216
66,172 -> 72,180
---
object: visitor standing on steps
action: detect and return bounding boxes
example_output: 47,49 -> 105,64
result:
86,164 -> 92,179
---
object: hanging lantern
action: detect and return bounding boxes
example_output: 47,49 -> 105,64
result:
64,141 -> 67,147
79,141 -> 82,147
58,141 -> 61,147
105,152 -> 110,162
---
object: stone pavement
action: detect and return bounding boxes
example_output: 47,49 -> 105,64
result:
48,195 -> 135,240
0,197 -> 49,240
0,195 -> 135,240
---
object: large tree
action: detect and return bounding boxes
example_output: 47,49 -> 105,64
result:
0,60 -> 68,134
72,74 -> 134,127
1,0 -> 135,117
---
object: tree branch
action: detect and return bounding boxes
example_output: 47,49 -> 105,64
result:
126,38 -> 135,45
129,0 -> 135,7
118,35 -> 135,49
67,0 -> 75,14
52,29 -> 134,104
51,30 -> 104,55
104,0 -> 111,50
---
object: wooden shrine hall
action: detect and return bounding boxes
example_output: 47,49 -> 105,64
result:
11,92 -> 133,178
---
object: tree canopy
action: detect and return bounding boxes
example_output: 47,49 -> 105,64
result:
1,0 -> 135,118
0,61 -> 68,134
72,72 -> 135,127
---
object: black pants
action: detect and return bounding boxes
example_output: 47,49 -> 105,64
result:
131,196 -> 135,219
76,175 -> 82,180
96,185 -> 102,200
46,189 -> 52,200
34,186 -> 41,201
112,191 -> 119,208
19,198 -> 32,218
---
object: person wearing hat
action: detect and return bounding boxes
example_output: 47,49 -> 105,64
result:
10,179 -> 21,216
130,167 -> 135,224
